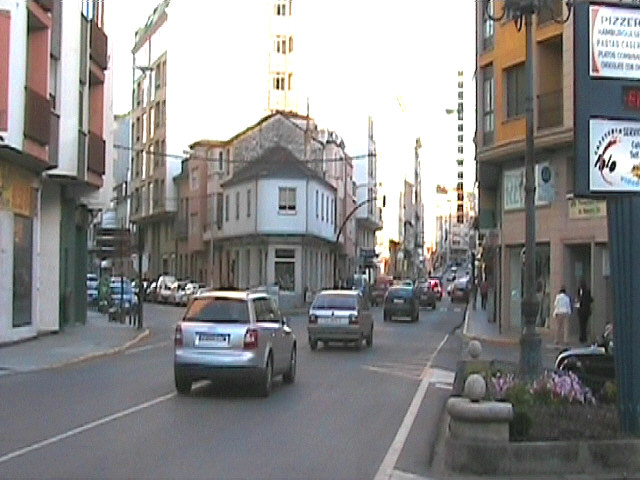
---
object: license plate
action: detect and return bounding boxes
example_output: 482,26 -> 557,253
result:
196,333 -> 229,347
318,316 -> 347,325
393,299 -> 404,304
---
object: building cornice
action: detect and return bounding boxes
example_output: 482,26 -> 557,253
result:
477,127 -> 573,163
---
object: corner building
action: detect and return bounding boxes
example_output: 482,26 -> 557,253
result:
475,0 -> 613,339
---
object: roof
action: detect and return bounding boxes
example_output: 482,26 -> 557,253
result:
194,290 -> 269,301
221,145 -> 335,190
315,290 -> 360,296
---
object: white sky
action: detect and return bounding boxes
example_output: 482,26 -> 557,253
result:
106,0 -> 477,246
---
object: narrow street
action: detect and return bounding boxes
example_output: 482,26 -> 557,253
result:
0,301 -> 464,479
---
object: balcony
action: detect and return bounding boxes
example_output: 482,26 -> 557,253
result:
90,21 -> 108,70
88,131 -> 105,175
537,90 -> 563,130
24,87 -> 51,145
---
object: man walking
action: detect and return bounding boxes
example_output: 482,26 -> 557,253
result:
553,286 -> 571,346
576,280 -> 593,344
480,278 -> 489,311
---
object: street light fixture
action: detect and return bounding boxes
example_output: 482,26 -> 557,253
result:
484,0 -> 572,378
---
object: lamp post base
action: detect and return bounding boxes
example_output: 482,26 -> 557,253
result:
519,332 -> 542,379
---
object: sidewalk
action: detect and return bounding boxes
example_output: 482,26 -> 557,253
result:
0,310 -> 148,375
462,296 -> 583,371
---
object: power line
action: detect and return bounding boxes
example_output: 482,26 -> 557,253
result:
113,144 -> 372,164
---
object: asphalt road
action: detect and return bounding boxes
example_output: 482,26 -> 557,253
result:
0,299 -> 465,479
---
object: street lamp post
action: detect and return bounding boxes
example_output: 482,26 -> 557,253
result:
484,0 -> 572,378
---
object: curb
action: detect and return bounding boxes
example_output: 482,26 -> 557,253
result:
10,328 -> 150,375
461,306 -> 520,347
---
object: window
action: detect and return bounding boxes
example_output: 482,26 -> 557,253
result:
458,123 -> 464,132
458,146 -> 464,154
275,35 -> 287,54
289,36 -> 293,53
315,190 -> 319,218
288,73 -> 293,91
506,63 -> 526,119
273,74 -> 286,91
321,193 -> 325,221
325,196 -> 329,223
247,189 -> 251,218
235,191 -> 240,220
458,91 -> 464,100
275,1 -> 286,16
482,65 -> 495,145
218,151 -> 223,171
482,0 -> 495,51
190,168 -> 199,191
216,193 -> 223,229
275,249 -> 295,292
278,187 -> 296,213
225,194 -> 229,222
458,134 -> 464,143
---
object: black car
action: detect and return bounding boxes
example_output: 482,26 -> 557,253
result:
555,323 -> 614,391
416,281 -> 437,309
383,286 -> 419,322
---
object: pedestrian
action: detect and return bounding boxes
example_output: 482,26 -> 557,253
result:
553,286 -> 571,346
480,278 -> 489,311
576,280 -> 593,344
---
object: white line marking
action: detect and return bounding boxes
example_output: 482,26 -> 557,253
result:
433,383 -> 453,390
0,392 -> 176,465
124,341 -> 171,355
389,469 -> 436,480
374,334 -> 450,480
363,365 -> 421,381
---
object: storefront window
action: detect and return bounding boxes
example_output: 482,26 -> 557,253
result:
274,248 -> 295,292
13,215 -> 33,327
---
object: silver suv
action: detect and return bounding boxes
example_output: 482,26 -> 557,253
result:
307,290 -> 373,350
174,291 -> 296,397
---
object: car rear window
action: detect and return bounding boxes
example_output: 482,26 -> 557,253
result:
184,297 -> 250,323
388,288 -> 413,298
312,294 -> 357,310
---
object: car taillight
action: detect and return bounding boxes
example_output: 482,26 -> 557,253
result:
349,314 -> 358,325
309,314 -> 317,324
244,328 -> 258,349
174,324 -> 183,347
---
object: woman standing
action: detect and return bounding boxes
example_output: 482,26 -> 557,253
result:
553,286 -> 571,346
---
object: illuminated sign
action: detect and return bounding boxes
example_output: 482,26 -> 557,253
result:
590,5 -> 640,80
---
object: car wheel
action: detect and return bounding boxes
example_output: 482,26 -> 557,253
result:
309,337 -> 318,351
257,354 -> 273,397
366,327 -> 373,348
174,372 -> 192,395
383,312 -> 389,322
413,312 -> 419,323
283,347 -> 296,384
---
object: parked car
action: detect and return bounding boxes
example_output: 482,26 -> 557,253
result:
449,278 -> 470,303
87,273 -> 99,306
173,290 -> 296,396
146,281 -> 157,301
307,290 -> 373,350
170,281 -> 189,306
428,277 -> 443,300
109,277 -> 138,314
383,286 -> 419,322
185,282 -> 205,303
416,281 -> 437,309
446,272 -> 457,283
371,275 -> 393,306
156,275 -> 176,303
555,323 -> 614,392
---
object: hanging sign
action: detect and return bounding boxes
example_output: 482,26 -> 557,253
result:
589,118 -> 640,192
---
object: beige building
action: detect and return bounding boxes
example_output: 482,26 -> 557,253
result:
475,0 -> 612,337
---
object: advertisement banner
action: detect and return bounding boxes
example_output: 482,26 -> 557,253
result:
568,199 -> 607,219
590,5 -> 640,80
503,163 -> 554,211
589,118 -> 640,192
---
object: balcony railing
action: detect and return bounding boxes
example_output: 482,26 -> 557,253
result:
88,131 -> 105,175
90,20 -> 108,70
24,87 -> 51,145
537,89 -> 563,130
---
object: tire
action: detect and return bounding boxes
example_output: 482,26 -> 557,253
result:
174,371 -> 192,395
383,311 -> 389,322
257,354 -> 273,397
366,327 -> 373,348
283,347 -> 296,384
309,337 -> 318,351
413,312 -> 419,323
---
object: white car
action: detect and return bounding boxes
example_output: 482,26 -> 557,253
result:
156,275 -> 176,303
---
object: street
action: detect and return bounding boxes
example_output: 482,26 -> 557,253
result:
0,300 -> 464,479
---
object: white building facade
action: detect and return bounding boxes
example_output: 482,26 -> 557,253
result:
219,146 -> 336,308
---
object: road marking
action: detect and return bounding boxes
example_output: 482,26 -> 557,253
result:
453,307 -> 462,312
124,341 -> 171,355
363,365 -> 421,381
389,469 -> 435,480
0,392 -> 176,465
374,334 -> 450,480
433,383 -> 453,390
